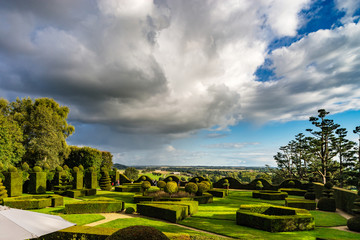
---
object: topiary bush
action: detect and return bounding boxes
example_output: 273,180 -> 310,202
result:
0,178 -> 8,202
318,181 -> 336,212
304,178 -> 316,200
256,180 -> 263,190
157,180 -> 166,190
164,181 -> 178,197
99,170 -> 112,191
33,166 -> 42,172
347,190 -> 360,232
3,167 -> 22,197
197,182 -> 209,196
141,181 -> 151,196
185,182 -> 198,195
28,168 -> 47,194
105,225 -> 169,240
125,207 -> 135,214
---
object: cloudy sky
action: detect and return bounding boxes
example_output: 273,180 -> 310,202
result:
1,0 -> 360,166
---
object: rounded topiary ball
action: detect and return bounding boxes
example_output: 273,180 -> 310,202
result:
168,177 -> 173,182
105,225 -> 169,240
165,181 -> 178,194
73,167 -> 79,172
8,166 -> 17,172
63,165 -> 69,171
56,166 -> 63,172
197,182 -> 209,194
79,165 -> 84,172
33,166 -> 42,172
88,167 -> 95,172
347,217 -> 360,232
157,180 -> 166,189
141,176 -> 147,181
141,181 -> 151,190
288,180 -> 295,187
224,179 -> 229,183
325,182 -> 333,189
22,162 -> 30,171
43,163 -> 50,170
125,207 -> 135,214
202,181 -> 211,188
185,182 -> 198,194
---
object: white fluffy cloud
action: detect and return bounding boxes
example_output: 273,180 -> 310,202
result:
1,0 -> 360,164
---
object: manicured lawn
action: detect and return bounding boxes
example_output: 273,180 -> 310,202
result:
98,217 -> 228,239
311,210 -> 348,227
61,214 -> 105,225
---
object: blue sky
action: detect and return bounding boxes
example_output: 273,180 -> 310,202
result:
1,0 -> 360,166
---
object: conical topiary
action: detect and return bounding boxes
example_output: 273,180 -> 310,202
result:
304,177 -> 316,200
0,178 -> 8,202
347,188 -> 360,232
99,169 -> 112,191
317,181 -> 336,212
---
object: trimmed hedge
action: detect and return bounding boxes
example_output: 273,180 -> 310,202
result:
38,226 -> 117,240
236,204 -> 315,232
279,188 -> 306,196
137,203 -> 188,223
2,195 -> 63,209
133,195 -> 154,203
106,225 -> 169,240
65,189 -> 86,198
192,193 -> 213,204
149,201 -> 198,215
285,198 -> 316,210
208,189 -> 227,198
73,171 -> 84,190
252,190 -> 288,200
28,171 -> 47,194
3,171 -> 22,197
134,175 -> 154,185
115,185 -> 141,192
64,199 -> 124,214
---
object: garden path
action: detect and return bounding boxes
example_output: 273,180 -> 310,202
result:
85,212 -> 233,239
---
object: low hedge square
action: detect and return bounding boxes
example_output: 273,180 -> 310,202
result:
285,198 -> 317,210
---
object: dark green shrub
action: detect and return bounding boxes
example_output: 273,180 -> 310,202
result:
207,189 -> 227,197
28,170 -> 47,194
115,185 -> 141,192
157,180 -> 166,190
2,195 -> 61,209
305,178 -> 316,200
164,181 -> 178,197
256,180 -> 263,190
318,181 -> 336,212
125,207 -> 135,214
85,167 -> 97,189
185,182 -> 198,195
72,167 -> 84,190
3,169 -> 22,197
137,203 -> 188,223
22,162 -> 30,171
64,200 -> 124,214
285,198 -> 316,210
347,190 -> 360,232
105,225 -> 169,240
99,170 -> 112,191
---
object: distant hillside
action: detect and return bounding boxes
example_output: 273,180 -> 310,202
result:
113,163 -> 127,169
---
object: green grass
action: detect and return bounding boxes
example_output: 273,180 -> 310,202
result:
311,210 -> 348,227
61,214 -> 105,225
98,217 -> 228,239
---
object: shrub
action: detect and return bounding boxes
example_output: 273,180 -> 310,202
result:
73,166 -> 79,172
256,180 -> 263,190
157,180 -> 166,190
64,200 -> 124,214
8,166 -> 17,172
28,170 -> 47,194
0,178 -> 8,201
197,182 -> 209,195
141,181 -> 151,196
185,182 -> 198,195
33,166 -> 42,172
165,181 -> 178,197
22,162 -> 30,171
105,225 -> 169,240
3,170 -> 22,197
125,207 -> 135,214
99,170 -> 112,191
137,203 -> 189,223
288,180 -> 295,187
56,166 -> 63,172
347,217 -> 360,232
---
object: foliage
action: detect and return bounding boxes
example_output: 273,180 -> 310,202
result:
185,182 -> 198,195
157,180 -> 166,190
100,169 -> 112,191
64,200 -> 124,214
65,146 -> 103,170
124,167 -> 139,181
105,225 -> 169,240
0,110 -> 25,168
0,178 -> 8,200
164,181 -> 178,197
141,181 -> 151,196
125,207 -> 136,214
9,97 -> 74,169
101,151 -> 113,169
197,182 -> 209,195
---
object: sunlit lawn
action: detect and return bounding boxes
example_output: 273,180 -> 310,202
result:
26,189 -> 359,239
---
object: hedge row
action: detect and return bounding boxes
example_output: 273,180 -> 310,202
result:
213,178 -> 305,190
149,201 -> 198,215
64,199 -> 124,214
2,195 -> 63,209
38,226 -> 117,240
285,198 -> 317,210
137,203 -> 189,223
252,190 -> 288,200
208,189 -> 228,198
236,204 -> 315,232
115,185 -> 141,192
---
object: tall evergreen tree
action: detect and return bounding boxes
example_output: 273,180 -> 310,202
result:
306,109 -> 340,183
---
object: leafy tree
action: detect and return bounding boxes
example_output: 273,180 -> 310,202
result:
101,151 -> 113,169
124,167 -> 139,181
0,98 -> 25,168
64,146 -> 102,170
9,97 -> 74,168
306,109 -> 339,183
